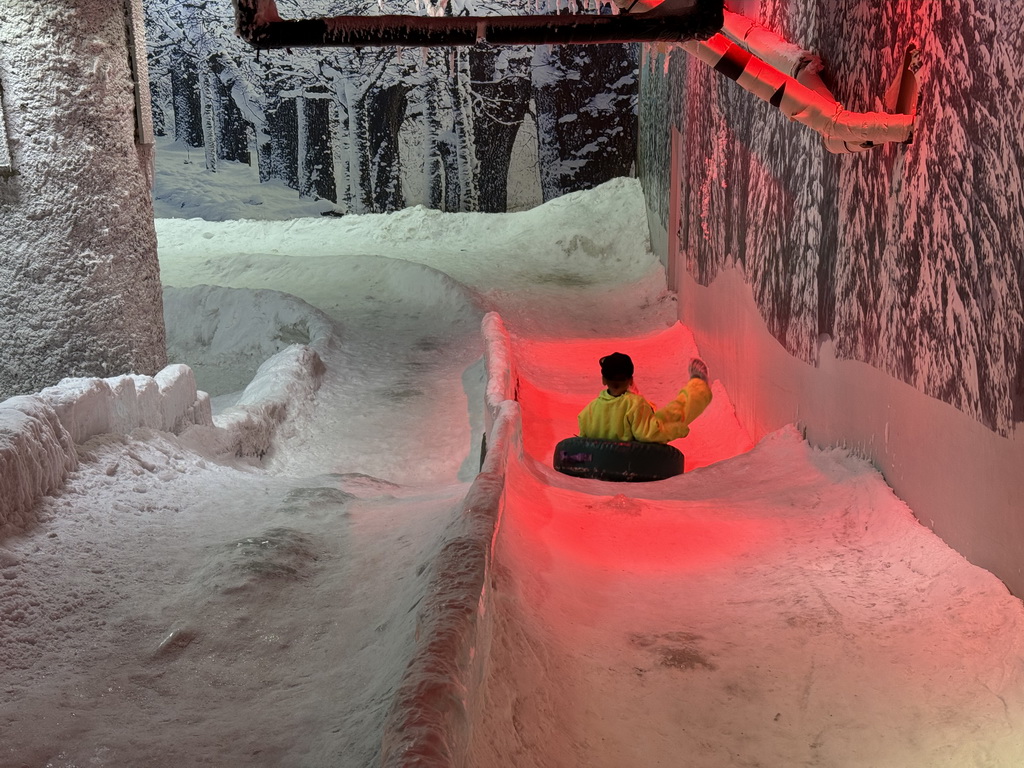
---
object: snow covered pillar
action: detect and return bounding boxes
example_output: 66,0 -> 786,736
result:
0,0 -> 167,399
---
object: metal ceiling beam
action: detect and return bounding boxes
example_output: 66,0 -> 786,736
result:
232,0 -> 723,48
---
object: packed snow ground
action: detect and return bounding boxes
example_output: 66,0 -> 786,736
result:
2,155 -> 1024,766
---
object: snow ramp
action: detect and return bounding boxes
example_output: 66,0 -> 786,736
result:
383,314 -> 1024,767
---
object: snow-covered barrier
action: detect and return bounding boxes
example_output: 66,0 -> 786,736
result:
0,397 -> 76,529
482,311 -> 516,430
0,364 -> 212,528
379,312 -> 520,768
179,343 -> 327,460
380,399 -> 520,768
37,364 -> 212,444
163,284 -> 337,398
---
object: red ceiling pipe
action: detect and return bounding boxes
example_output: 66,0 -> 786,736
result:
232,0 -> 724,48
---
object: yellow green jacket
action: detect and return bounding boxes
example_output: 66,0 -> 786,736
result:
577,378 -> 712,443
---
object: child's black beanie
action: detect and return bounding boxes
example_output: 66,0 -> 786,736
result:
600,352 -> 634,380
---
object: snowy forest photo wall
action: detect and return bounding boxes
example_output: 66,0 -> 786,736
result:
640,0 -> 1024,436
144,0 -> 640,216
638,0 -> 1024,593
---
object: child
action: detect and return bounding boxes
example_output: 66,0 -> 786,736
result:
577,352 -> 712,443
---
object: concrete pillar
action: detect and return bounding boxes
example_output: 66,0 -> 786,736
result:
0,0 -> 167,399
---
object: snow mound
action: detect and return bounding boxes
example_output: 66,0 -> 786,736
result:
194,527 -> 321,596
164,284 -> 337,399
356,177 -> 658,287
320,254 -> 485,336
155,177 -> 659,295
180,344 -> 327,461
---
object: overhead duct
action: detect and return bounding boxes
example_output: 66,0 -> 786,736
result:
720,9 -> 818,83
683,11 -> 917,153
232,0 -> 724,48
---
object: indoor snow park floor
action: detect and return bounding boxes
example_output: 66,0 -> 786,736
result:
3,177 -> 1024,767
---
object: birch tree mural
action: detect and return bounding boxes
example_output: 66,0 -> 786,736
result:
144,0 -> 639,213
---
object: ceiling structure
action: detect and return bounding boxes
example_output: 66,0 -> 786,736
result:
232,0 -> 724,47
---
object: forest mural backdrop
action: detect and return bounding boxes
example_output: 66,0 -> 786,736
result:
144,0 -> 639,214
640,0 -> 1024,436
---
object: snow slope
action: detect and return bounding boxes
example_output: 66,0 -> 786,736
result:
471,330 -> 1024,766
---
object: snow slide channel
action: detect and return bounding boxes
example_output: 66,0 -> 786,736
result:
389,316 -> 1024,767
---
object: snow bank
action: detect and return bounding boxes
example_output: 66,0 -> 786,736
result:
163,284 -> 337,398
0,365 -> 211,528
37,365 -> 212,444
0,338 -> 327,527
380,399 -> 520,768
0,397 -> 76,529
180,344 -> 327,460
380,312 -> 521,768
162,284 -> 333,460
482,311 -> 516,427
0,331 -> 327,530
156,178 -> 659,291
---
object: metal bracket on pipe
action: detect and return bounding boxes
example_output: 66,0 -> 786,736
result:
232,0 -> 724,48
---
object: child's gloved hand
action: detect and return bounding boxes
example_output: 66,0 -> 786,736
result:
689,358 -> 710,382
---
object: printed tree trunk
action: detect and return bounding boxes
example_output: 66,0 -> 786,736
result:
533,41 -> 639,200
469,45 -> 532,213
367,82 -> 409,212
149,76 -> 172,137
331,95 -> 354,211
331,49 -> 398,214
170,57 -> 203,147
451,48 -> 478,212
342,78 -> 373,213
423,48 -> 447,210
297,93 -> 337,201
267,97 -> 299,190
198,60 -> 219,171
208,53 -> 250,164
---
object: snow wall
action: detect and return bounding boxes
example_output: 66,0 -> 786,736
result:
0,365 -> 210,529
380,311 -> 518,767
0,342 -> 327,531
0,0 -> 167,400
637,1 -> 1024,595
